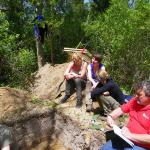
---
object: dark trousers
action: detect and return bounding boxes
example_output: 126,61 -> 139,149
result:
65,78 -> 86,100
85,81 -> 120,114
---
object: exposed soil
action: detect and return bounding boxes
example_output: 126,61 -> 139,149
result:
0,63 -> 126,150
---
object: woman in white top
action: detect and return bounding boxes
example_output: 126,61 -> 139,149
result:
85,53 -> 105,111
87,54 -> 105,89
85,53 -> 120,114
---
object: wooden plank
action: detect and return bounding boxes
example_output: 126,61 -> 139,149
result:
63,47 -> 87,54
63,47 -> 92,63
63,50 -> 82,53
64,47 -> 84,50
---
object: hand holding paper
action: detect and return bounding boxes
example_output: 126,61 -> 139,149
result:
107,115 -> 115,127
122,126 -> 132,139
112,124 -> 134,147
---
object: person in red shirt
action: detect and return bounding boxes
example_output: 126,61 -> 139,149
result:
100,80 -> 150,150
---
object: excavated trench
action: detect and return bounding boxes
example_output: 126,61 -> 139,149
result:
0,61 -> 107,150
4,107 -> 104,150
0,61 -> 124,150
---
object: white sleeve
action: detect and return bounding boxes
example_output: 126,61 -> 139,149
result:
101,65 -> 105,71
87,64 -> 92,79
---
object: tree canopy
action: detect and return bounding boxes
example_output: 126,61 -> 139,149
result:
0,0 -> 149,92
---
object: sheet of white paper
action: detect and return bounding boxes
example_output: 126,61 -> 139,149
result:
112,124 -> 134,147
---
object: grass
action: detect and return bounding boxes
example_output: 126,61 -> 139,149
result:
31,97 -> 58,108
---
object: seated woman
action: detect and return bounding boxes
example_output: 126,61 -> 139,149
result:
85,53 -> 105,109
60,53 -> 88,108
87,53 -> 105,89
91,70 -> 126,105
85,53 -> 120,113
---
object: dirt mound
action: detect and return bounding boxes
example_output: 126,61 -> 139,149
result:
0,87 -> 55,125
0,87 -> 31,121
0,86 -> 106,150
31,63 -> 68,100
0,63 -> 111,150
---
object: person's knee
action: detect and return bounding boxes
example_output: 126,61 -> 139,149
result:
74,79 -> 82,89
100,140 -> 113,150
74,78 -> 81,84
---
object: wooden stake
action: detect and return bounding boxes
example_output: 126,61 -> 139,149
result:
64,47 -> 86,52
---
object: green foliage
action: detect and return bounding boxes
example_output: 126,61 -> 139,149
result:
8,49 -> 37,88
83,0 -> 150,92
0,11 -> 17,85
31,97 -> 58,108
0,11 -> 36,88
0,11 -> 16,56
1,0 -> 149,91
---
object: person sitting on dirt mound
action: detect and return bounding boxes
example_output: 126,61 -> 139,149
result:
85,53 -> 120,114
0,124 -> 17,150
91,70 -> 126,105
60,53 -> 88,108
100,80 -> 150,150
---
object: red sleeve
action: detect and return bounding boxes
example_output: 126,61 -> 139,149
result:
121,97 -> 136,113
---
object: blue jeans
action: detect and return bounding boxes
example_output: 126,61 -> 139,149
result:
99,140 -> 147,150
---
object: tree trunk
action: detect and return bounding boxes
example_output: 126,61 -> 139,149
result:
49,35 -> 54,66
36,39 -> 45,69
50,39 -> 54,65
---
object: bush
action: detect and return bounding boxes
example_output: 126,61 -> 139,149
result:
83,0 -> 150,93
8,49 -> 37,89
0,11 -> 37,89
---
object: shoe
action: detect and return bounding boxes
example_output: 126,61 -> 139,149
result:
86,104 -> 93,112
99,111 -> 108,117
76,99 -> 83,108
60,95 -> 70,104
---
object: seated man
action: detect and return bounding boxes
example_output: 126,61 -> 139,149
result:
100,80 -> 150,150
91,70 -> 126,105
0,124 -> 16,150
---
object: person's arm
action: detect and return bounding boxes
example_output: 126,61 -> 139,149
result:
107,107 -> 124,127
103,91 -> 110,96
2,145 -> 10,150
101,65 -> 105,71
122,126 -> 150,144
87,65 -> 98,88
64,62 -> 75,80
77,62 -> 88,78
91,81 -> 113,99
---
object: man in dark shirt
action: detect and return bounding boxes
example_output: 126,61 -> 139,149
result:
91,70 -> 126,105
